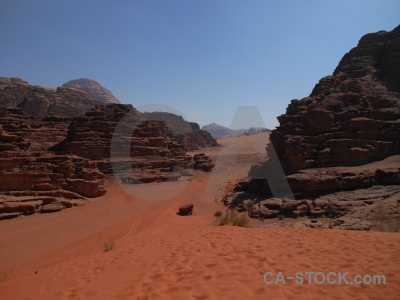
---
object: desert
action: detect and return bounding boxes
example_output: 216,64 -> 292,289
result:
1,2 -> 400,300
0,133 -> 399,299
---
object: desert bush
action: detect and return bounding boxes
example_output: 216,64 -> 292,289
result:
103,237 -> 115,252
216,209 -> 249,227
214,211 -> 223,218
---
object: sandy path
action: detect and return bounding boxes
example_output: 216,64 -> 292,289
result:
1,133 -> 399,299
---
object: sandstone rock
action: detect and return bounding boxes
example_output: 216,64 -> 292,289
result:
268,26 -> 400,172
178,203 -> 194,216
62,78 -> 120,104
0,212 -> 21,220
3,201 -> 37,215
193,153 -> 215,172
260,199 -> 283,210
143,112 -> 219,150
226,26 -> 400,230
331,217 -> 373,231
51,104 -> 214,182
0,77 -> 100,117
0,104 -> 106,218
0,105 -> 70,151
41,203 -> 63,213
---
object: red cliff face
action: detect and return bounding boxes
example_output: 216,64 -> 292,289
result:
0,77 -> 99,117
270,25 -> 400,172
228,26 -> 400,230
51,104 -> 215,183
0,106 -> 106,220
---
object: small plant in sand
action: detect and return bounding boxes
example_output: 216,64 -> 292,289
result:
214,210 -> 223,218
217,209 -> 250,227
103,237 -> 115,252
213,210 -> 223,224
278,214 -> 285,220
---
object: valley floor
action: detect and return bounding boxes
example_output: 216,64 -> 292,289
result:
0,133 -> 399,299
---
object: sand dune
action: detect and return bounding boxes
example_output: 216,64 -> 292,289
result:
0,133 -> 399,299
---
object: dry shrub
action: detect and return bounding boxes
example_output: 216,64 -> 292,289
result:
103,237 -> 115,252
217,209 -> 250,227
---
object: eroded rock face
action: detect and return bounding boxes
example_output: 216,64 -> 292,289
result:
62,78 -> 120,104
230,26 -> 400,230
0,106 -> 106,220
0,77 -> 99,117
51,104 -> 213,182
144,112 -> 219,150
269,26 -> 400,172
0,106 -> 70,151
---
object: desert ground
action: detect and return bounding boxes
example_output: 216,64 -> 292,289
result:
0,133 -> 399,300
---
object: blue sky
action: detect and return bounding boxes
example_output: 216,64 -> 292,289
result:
1,0 -> 399,129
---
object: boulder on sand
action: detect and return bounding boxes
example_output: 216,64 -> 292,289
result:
178,203 -> 194,216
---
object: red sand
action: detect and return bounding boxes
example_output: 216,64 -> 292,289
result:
1,133 -> 399,299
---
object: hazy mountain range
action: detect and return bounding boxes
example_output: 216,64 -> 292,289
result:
201,123 -> 270,139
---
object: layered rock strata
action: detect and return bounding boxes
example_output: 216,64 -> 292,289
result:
228,26 -> 400,230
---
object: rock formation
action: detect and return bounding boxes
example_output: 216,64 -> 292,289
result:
62,78 -> 120,104
0,105 -> 70,151
178,203 -> 194,216
0,106 -> 106,220
51,104 -> 215,183
144,112 -> 219,150
227,25 -> 400,231
0,77 -> 99,117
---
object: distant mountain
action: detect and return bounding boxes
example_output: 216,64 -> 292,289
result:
201,123 -> 269,139
143,111 -> 219,150
62,78 -> 120,104
0,77 -> 99,117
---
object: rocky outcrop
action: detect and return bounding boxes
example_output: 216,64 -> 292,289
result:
51,104 -> 214,183
62,78 -> 120,104
0,150 -> 106,220
0,77 -> 99,117
193,153 -> 215,172
229,26 -> 400,231
269,26 -> 400,172
0,152 -> 105,198
0,105 -> 70,151
0,106 -> 106,220
144,112 -> 219,150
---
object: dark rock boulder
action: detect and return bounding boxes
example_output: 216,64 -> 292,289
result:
178,203 -> 194,216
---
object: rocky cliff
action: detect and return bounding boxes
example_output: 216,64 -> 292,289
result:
0,106 -> 106,220
227,25 -> 400,230
270,26 -> 400,172
0,77 -> 98,117
62,78 -> 120,104
51,104 -> 215,183
144,112 -> 219,150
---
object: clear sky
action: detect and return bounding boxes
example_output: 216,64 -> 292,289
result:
1,0 -> 399,129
